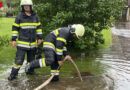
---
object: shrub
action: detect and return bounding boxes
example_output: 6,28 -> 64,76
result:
0,35 -> 11,47
32,0 -> 126,50
10,0 -> 126,50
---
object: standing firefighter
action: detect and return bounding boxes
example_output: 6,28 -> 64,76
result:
25,24 -> 85,81
8,0 -> 42,81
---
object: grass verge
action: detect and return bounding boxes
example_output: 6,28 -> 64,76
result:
0,17 -> 15,36
98,28 -> 111,48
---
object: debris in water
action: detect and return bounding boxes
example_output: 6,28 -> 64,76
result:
73,72 -> 94,77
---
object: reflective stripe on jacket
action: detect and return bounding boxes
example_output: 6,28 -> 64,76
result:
43,27 -> 73,61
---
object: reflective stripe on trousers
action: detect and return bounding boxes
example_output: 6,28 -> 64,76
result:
50,70 -> 59,75
39,58 -> 46,67
13,63 -> 21,69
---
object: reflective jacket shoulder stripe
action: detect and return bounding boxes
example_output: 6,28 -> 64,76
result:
56,29 -> 59,35
51,29 -> 59,36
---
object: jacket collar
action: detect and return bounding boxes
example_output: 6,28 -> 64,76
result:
21,11 -> 36,17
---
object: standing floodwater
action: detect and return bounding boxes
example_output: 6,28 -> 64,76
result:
0,22 -> 130,90
97,22 -> 130,90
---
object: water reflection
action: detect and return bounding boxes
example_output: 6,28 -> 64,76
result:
0,49 -> 113,90
97,25 -> 130,90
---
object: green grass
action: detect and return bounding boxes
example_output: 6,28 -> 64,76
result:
0,46 -> 16,64
0,18 -> 16,65
0,17 -> 15,36
98,28 -> 111,48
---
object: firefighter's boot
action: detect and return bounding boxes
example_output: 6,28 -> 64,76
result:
8,67 -> 19,81
25,60 -> 40,75
51,75 -> 59,82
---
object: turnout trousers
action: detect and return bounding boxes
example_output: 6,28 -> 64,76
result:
8,47 -> 36,81
25,48 -> 60,81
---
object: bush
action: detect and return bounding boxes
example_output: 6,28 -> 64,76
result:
0,35 -> 11,47
0,13 -> 2,17
32,0 -> 126,50
8,0 -> 124,50
6,0 -> 21,16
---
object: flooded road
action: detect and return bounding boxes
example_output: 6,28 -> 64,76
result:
0,22 -> 130,90
96,22 -> 130,90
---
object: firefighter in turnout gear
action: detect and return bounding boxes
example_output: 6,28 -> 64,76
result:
25,24 -> 85,81
8,0 -> 42,81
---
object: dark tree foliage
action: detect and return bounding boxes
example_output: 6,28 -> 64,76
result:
15,0 -> 126,50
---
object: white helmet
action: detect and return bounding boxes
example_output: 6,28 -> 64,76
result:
71,24 -> 85,39
20,0 -> 33,6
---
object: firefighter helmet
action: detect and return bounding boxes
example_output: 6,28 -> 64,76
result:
71,24 -> 85,39
20,0 -> 33,6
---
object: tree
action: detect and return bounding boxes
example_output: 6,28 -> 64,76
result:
33,0 -> 126,50
5,0 -> 20,16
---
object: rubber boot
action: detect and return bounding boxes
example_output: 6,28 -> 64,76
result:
26,69 -> 36,75
8,67 -> 19,81
26,62 -> 36,75
25,60 -> 40,75
51,75 -> 59,82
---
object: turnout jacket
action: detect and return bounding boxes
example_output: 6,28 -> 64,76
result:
12,12 -> 42,49
43,26 -> 73,61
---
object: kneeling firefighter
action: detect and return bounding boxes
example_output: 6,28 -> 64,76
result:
8,0 -> 42,81
25,24 -> 85,81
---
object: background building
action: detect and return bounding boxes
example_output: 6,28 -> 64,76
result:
122,0 -> 130,21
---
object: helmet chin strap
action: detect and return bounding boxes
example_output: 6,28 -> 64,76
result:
69,25 -> 75,34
